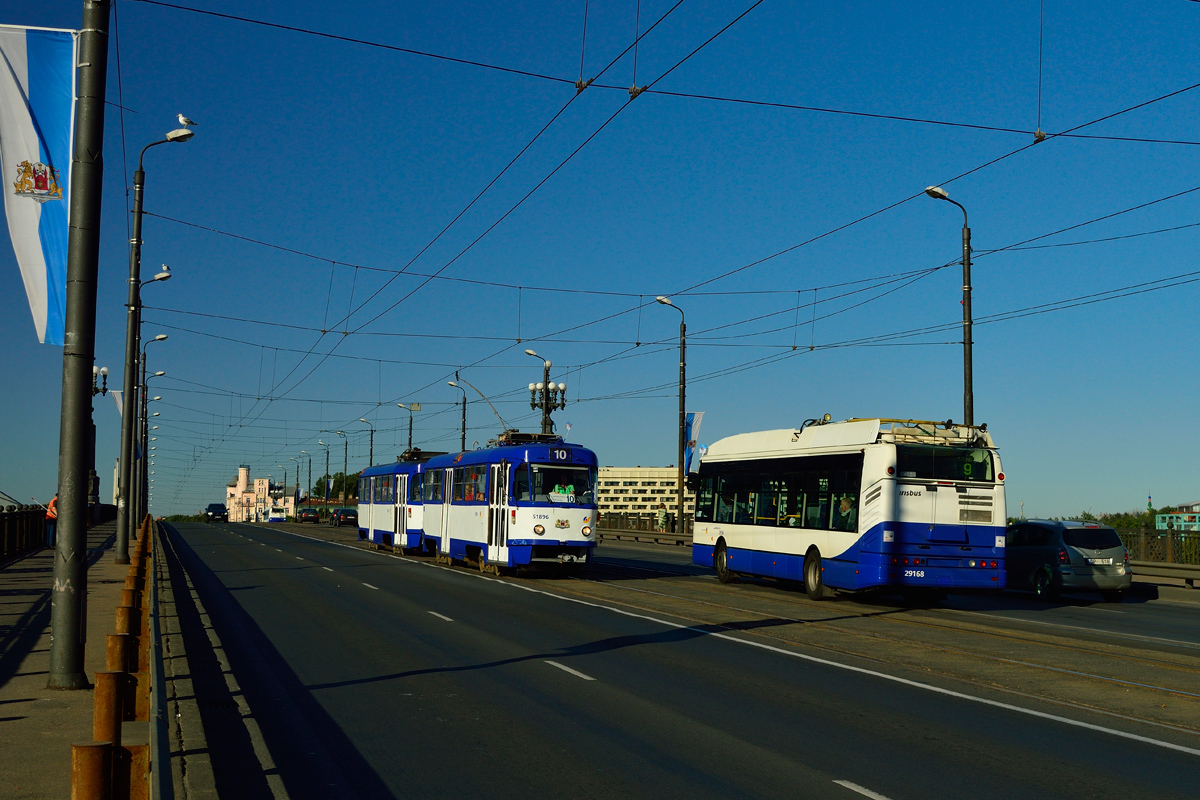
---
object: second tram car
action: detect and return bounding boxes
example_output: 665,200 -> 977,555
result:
422,434 -> 599,571
358,451 -> 441,551
692,417 -> 1006,597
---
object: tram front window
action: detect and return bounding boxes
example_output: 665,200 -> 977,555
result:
531,465 -> 596,504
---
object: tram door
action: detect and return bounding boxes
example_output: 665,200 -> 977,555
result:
440,468 -> 453,555
487,462 -> 510,565
394,475 -> 407,549
365,477 -> 374,542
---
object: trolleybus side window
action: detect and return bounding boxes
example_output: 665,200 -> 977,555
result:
694,476 -> 715,522
896,444 -> 994,482
701,455 -> 861,530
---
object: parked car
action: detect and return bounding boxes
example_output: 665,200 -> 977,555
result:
330,508 -> 358,528
298,507 -> 320,523
205,503 -> 228,522
1006,519 -> 1131,602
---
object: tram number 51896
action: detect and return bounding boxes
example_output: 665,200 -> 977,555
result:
548,448 -> 572,461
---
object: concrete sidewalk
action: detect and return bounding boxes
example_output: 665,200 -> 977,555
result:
0,522 -> 127,799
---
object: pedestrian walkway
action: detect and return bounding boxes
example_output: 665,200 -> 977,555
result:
0,522 -> 128,799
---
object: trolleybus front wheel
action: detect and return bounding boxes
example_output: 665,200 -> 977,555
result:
715,541 -> 736,584
804,548 -> 828,601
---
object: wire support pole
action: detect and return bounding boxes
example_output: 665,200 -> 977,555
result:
48,0 -> 112,690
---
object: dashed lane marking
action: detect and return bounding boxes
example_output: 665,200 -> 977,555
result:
428,611 -> 453,622
545,660 -> 596,681
833,780 -> 892,800
362,583 -> 379,590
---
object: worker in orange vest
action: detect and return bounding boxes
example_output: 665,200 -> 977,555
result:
45,494 -> 57,548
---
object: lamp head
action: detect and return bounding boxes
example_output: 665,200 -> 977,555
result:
100,366 -> 108,377
165,128 -> 194,143
154,334 -> 168,342
448,381 -> 458,388
92,365 -> 100,377
359,418 -> 368,424
318,440 -> 325,446
154,370 -> 165,377
528,383 -> 536,391
924,186 -> 950,201
152,412 -> 160,417
656,296 -> 672,305
153,265 -> 172,282
557,383 -> 566,391
524,349 -> 538,357
336,430 -> 344,436
152,395 -> 162,401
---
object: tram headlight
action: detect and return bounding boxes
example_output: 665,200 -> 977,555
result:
534,524 -> 545,536
582,526 -> 592,537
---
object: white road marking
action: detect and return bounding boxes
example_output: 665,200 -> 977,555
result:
362,583 -> 379,590
295,557 -> 304,561
545,660 -> 596,681
322,567 -> 333,572
274,548 -> 282,552
1082,606 -> 1123,613
428,611 -> 453,622
962,610 -> 1200,649
256,524 -> 1200,756
833,780 -> 892,800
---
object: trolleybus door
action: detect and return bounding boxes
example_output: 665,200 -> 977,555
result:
487,462 -> 510,566
394,475 -> 407,549
440,468 -> 453,555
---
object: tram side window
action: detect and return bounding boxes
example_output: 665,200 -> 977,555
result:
409,475 -> 422,503
423,470 -> 443,503
470,466 -> 487,502
452,468 -> 465,501
513,466 -> 530,501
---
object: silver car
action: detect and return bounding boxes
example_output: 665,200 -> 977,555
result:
1005,520 -> 1131,602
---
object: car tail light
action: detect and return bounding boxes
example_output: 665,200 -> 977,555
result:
997,472 -> 1004,481
1058,547 -> 1069,564
1124,550 -> 1129,564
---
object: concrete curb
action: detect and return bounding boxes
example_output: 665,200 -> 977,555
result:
159,526 -> 218,799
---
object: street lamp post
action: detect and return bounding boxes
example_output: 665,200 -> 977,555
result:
359,418 -> 375,466
524,350 -> 566,435
447,383 -> 467,451
319,440 -> 330,508
133,334 -> 167,524
397,403 -> 421,451
924,186 -> 973,426
89,366 -> 109,524
336,431 -> 348,504
115,125 -> 192,567
300,451 -> 310,507
656,297 -> 686,535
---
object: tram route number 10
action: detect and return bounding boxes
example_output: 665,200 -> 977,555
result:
548,448 -> 572,461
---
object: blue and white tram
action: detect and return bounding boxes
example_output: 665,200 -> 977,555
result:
422,435 -> 599,571
692,417 -> 1007,597
358,453 -> 439,551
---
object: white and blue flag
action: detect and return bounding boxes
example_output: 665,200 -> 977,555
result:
684,411 -> 705,473
0,25 -> 77,345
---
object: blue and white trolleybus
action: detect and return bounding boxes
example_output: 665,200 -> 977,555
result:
692,417 -> 1006,598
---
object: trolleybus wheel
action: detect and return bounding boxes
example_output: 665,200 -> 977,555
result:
804,549 -> 827,601
715,542 -> 736,584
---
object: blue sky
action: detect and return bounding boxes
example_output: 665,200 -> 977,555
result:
2,0 -> 1198,518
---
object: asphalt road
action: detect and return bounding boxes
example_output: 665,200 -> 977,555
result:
165,521 -> 1199,799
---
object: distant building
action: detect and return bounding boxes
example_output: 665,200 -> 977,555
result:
225,465 -> 295,522
595,466 -> 695,516
1174,501 -> 1200,514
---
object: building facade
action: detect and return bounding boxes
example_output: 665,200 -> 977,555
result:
225,465 -> 295,522
595,466 -> 695,516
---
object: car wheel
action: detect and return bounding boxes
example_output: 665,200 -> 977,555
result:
1032,567 -> 1058,600
1102,589 -> 1125,603
714,541 -> 735,584
804,548 -> 828,601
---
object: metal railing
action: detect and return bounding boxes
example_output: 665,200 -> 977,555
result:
1116,529 -> 1200,566
598,511 -> 693,545
1,505 -> 45,562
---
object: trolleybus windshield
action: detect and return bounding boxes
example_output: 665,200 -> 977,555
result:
895,444 -> 994,482
515,464 -> 597,504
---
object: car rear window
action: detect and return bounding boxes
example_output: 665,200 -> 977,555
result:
1063,527 -> 1122,549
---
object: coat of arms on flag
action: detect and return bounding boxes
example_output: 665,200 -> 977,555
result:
12,160 -> 63,203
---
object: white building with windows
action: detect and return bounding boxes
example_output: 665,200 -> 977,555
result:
595,466 -> 695,516
225,465 -> 295,522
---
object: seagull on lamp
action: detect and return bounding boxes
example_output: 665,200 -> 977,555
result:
177,113 -> 197,128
